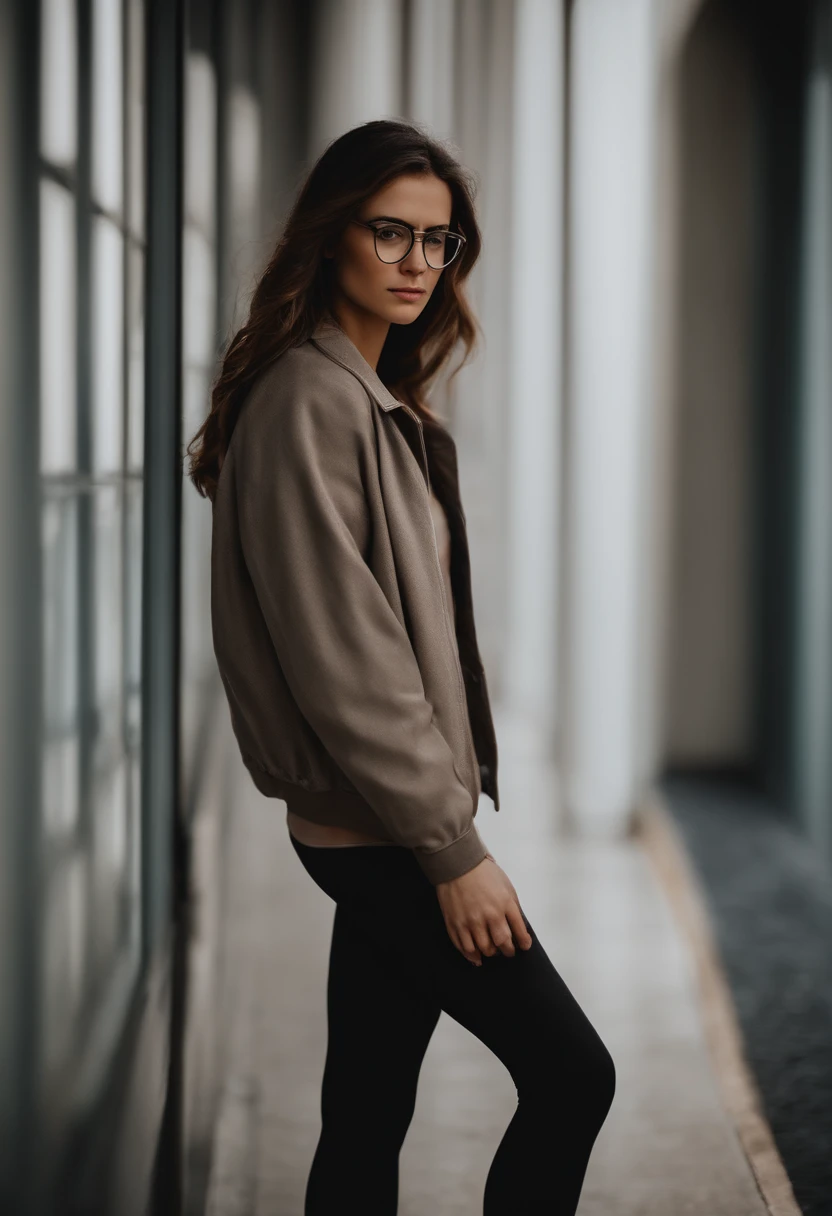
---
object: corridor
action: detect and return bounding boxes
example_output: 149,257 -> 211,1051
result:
4,1 -> 827,1210
205,708 -> 775,1215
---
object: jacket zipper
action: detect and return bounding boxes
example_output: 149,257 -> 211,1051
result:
399,403 -> 480,796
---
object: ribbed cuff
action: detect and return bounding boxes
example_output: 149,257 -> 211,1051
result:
413,822 -> 489,886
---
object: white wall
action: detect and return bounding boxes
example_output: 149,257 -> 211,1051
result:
662,4 -> 755,765
794,0 -> 832,853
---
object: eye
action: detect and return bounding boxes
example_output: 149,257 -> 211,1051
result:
425,233 -> 445,247
375,225 -> 405,241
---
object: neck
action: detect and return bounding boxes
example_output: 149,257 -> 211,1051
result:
328,300 -> 390,371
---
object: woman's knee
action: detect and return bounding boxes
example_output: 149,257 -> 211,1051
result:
589,1036 -> 616,1117
570,1029 -> 616,1116
518,1026 -> 616,1126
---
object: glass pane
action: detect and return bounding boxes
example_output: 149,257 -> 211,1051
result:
92,0 -> 124,215
185,51 -> 217,239
38,482 -> 143,1107
39,180 -> 77,474
127,0 -> 146,239
40,851 -> 88,1081
89,482 -> 127,963
228,87 -> 260,219
40,0 -> 78,165
180,371 -> 214,775
91,752 -> 129,974
92,484 -> 123,718
125,481 -> 143,948
41,494 -> 81,839
126,243 -> 145,472
226,85 -> 261,330
92,217 -> 125,475
128,748 -> 141,935
124,481 -> 143,755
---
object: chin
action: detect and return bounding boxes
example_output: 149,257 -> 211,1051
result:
383,299 -> 425,322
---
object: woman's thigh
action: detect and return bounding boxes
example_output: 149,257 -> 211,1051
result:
319,899 -> 443,1124
291,837 -> 614,1096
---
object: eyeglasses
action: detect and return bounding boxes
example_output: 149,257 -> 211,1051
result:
350,217 -> 466,270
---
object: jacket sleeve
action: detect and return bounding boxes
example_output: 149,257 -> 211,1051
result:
233,372 -> 488,886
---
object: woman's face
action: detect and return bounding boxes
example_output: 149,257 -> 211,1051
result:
328,172 -> 455,327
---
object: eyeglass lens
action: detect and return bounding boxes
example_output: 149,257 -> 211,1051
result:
372,223 -> 462,268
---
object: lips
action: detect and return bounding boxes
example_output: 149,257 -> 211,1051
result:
389,288 -> 424,298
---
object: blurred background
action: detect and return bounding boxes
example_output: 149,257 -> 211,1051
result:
2,0 -> 831,1213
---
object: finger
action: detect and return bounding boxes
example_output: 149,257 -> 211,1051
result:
471,921 -> 497,958
507,904 -> 533,950
445,923 -> 462,955
458,925 -> 482,966
443,913 -> 482,964
488,916 -> 516,957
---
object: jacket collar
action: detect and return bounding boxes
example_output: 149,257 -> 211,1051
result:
310,316 -> 403,413
311,317 -> 462,505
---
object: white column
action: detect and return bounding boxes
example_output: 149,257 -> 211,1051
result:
563,0 -> 658,833
503,0 -> 564,752
443,0 -> 515,691
309,0 -> 404,154
406,0 -> 456,137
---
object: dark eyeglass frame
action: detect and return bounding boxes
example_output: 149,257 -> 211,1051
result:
349,217 -> 467,269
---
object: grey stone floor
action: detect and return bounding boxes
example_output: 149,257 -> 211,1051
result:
205,709 -> 769,1215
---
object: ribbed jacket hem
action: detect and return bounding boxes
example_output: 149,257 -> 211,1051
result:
245,761 -> 392,834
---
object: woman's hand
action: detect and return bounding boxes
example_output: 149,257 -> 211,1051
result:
436,851 -> 533,965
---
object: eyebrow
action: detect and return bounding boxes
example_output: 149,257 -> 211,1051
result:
365,214 -> 450,232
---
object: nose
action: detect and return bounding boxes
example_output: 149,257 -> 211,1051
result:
403,236 -> 431,270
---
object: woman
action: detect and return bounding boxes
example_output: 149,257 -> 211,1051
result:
189,118 -> 615,1215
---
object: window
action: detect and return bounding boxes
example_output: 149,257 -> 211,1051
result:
37,0 -> 146,1114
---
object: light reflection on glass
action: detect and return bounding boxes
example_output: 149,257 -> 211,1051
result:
92,0 -> 124,215
92,217 -> 125,474
91,756 -> 128,974
41,852 -> 87,1080
124,483 -> 144,755
185,52 -> 217,238
92,484 -> 123,722
127,0 -> 146,239
39,180 -> 77,474
226,85 -> 262,331
127,244 -> 145,472
41,495 -> 81,839
40,0 -> 78,165
183,226 -> 216,370
180,369 -> 215,774
124,481 -> 143,954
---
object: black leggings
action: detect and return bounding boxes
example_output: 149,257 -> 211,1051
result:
290,834 -> 616,1214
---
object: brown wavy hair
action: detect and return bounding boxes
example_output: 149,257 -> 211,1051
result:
186,118 -> 484,503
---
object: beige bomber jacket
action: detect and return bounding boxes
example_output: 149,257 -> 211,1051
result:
210,315 -> 500,885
